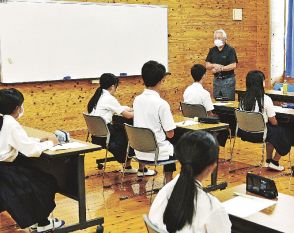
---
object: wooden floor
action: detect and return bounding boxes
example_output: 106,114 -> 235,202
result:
1,138 -> 293,233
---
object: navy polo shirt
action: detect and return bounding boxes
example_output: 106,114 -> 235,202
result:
205,44 -> 238,77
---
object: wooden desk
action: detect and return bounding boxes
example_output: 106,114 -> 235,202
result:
24,127 -> 104,233
174,115 -> 231,187
214,184 -> 294,233
236,89 -> 294,103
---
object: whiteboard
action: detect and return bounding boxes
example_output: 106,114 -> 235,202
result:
0,1 -> 168,83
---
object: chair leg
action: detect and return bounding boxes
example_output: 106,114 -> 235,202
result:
102,147 -> 110,188
228,128 -> 233,161
289,149 -> 292,177
258,142 -> 266,174
149,165 -> 158,204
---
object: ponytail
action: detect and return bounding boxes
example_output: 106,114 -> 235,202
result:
163,131 -> 218,232
163,164 -> 197,233
0,115 -> 3,131
87,73 -> 119,113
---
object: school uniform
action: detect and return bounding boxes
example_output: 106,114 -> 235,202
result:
90,89 -> 133,163
182,83 -> 228,147
183,82 -> 214,112
149,174 -> 232,233
239,95 -> 291,156
0,115 -> 57,228
133,89 -> 176,172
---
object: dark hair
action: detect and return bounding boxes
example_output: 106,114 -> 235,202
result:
191,64 -> 206,82
163,131 -> 219,233
141,60 -> 166,87
240,70 -> 265,112
0,88 -> 24,130
87,73 -> 119,113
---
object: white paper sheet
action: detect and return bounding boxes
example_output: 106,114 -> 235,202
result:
222,195 -> 276,218
175,120 -> 199,127
49,142 -> 88,151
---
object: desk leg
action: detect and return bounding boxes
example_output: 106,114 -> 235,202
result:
211,159 -> 218,186
55,155 -> 104,233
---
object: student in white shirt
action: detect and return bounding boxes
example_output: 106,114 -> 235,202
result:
87,73 -> 137,173
149,131 -> 231,233
239,70 -> 291,171
0,88 -> 65,232
182,64 -> 228,147
183,64 -> 214,115
133,60 -> 176,182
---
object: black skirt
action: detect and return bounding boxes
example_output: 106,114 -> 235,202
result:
91,123 -> 134,163
237,123 -> 291,156
0,154 -> 57,228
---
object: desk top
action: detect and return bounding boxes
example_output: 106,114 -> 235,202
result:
174,115 -> 229,131
24,126 -> 101,157
214,184 -> 294,233
213,101 -> 294,116
236,89 -> 294,97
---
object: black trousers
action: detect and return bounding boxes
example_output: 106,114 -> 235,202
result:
91,123 -> 134,163
238,123 -> 291,156
0,154 -> 57,228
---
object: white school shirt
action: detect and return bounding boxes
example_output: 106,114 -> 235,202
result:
149,174 -> 232,233
0,115 -> 54,162
90,89 -> 125,124
133,89 -> 176,161
183,82 -> 214,112
240,94 -> 276,123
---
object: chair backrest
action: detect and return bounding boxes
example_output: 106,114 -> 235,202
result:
83,113 -> 110,142
124,124 -> 159,161
235,109 -> 266,133
143,214 -> 166,233
180,102 -> 208,118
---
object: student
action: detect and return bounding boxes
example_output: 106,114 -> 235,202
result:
0,88 -> 65,232
87,73 -> 137,173
149,131 -> 231,232
183,64 -> 214,115
183,63 -> 228,147
239,70 -> 291,171
133,60 -> 176,182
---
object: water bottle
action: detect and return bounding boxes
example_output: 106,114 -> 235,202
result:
282,80 -> 288,95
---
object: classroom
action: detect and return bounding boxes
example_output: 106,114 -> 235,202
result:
0,0 -> 294,232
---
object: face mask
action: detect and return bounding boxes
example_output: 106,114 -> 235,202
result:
214,39 -> 224,47
17,105 -> 24,119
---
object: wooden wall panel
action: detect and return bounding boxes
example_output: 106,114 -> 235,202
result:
0,0 -> 270,135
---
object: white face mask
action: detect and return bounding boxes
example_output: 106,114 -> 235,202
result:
214,39 -> 224,47
17,105 -> 24,119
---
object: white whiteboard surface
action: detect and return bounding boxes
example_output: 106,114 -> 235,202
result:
0,1 -> 168,83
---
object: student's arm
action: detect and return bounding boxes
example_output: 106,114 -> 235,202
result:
268,116 -> 278,126
121,109 -> 134,119
205,206 -> 232,233
10,124 -> 57,157
207,111 -> 214,116
159,102 -> 176,139
166,130 -> 174,139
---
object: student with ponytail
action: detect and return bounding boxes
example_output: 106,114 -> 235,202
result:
149,131 -> 231,233
239,70 -> 291,171
87,73 -> 144,174
0,88 -> 64,232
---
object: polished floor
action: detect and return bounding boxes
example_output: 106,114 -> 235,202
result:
0,138 -> 293,233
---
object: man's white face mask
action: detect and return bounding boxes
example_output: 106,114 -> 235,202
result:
214,39 -> 224,47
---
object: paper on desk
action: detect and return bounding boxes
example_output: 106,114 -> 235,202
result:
49,142 -> 88,151
175,120 -> 199,127
222,196 -> 276,218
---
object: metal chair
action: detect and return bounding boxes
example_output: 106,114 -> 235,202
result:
180,102 -> 207,118
122,124 -> 177,203
143,214 -> 167,233
231,109 -> 267,173
83,113 -> 110,187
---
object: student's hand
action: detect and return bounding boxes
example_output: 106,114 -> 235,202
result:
125,106 -> 133,112
41,135 -> 59,146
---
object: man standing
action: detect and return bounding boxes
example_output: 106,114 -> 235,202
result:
206,29 -> 238,100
